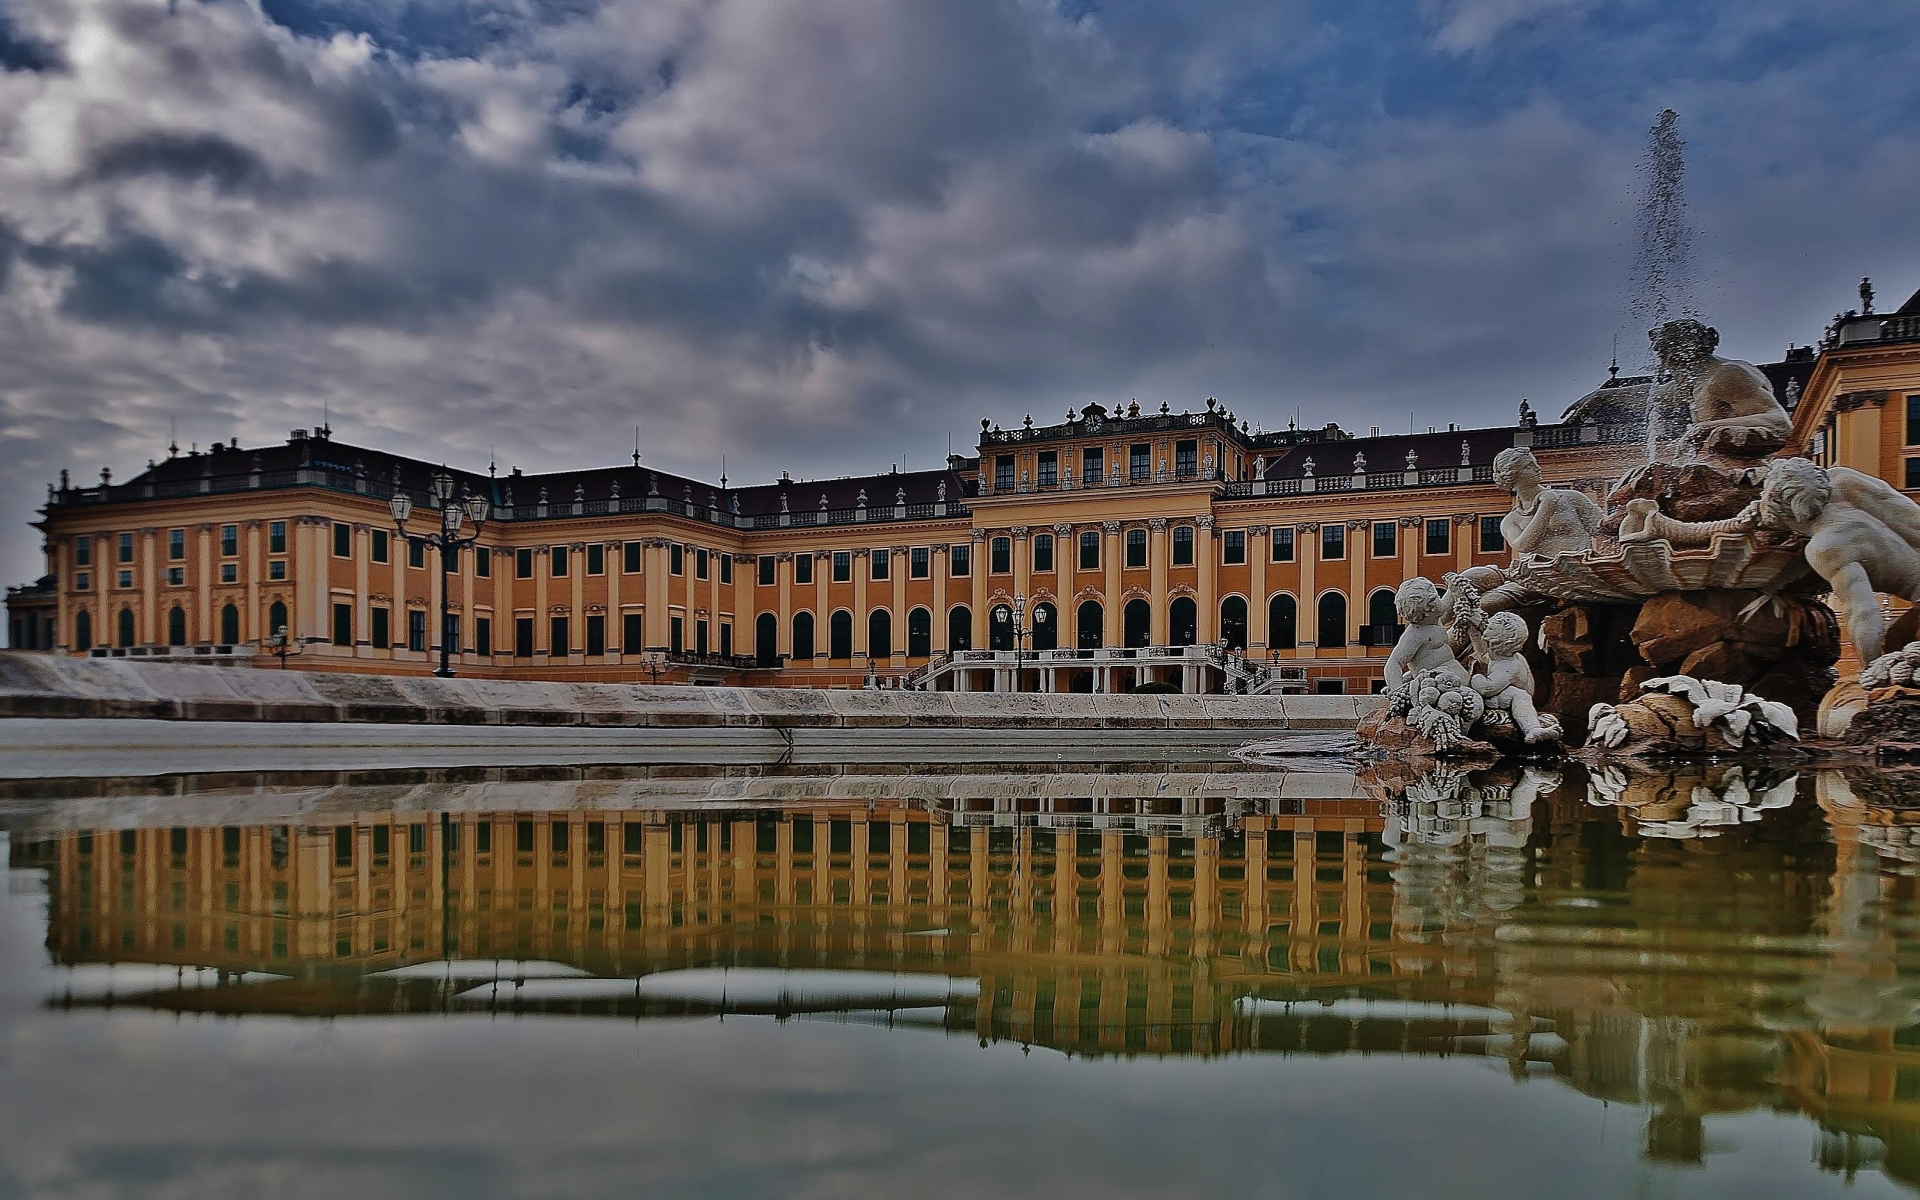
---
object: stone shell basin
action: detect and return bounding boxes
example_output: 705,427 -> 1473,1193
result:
1511,532 -> 1816,603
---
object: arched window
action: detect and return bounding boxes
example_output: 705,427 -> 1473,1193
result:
990,604 -> 1015,651
1123,599 -> 1151,648
829,610 -> 853,659
1317,592 -> 1347,649
948,605 -> 972,651
74,610 -> 93,652
220,603 -> 240,646
116,608 -> 135,648
167,605 -> 187,647
1220,596 -> 1248,651
1368,588 -> 1398,642
1077,600 -> 1103,650
1269,594 -> 1297,650
907,607 -> 932,658
792,612 -> 815,660
868,609 -> 892,659
1032,602 -> 1058,652
1169,597 -> 1198,645
267,600 -> 288,641
755,612 -> 779,667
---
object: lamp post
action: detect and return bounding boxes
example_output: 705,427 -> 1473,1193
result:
993,594 -> 1047,692
391,471 -> 489,678
639,649 -> 667,685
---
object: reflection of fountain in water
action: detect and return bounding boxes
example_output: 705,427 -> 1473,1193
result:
1384,766 -> 1550,946
1627,109 -> 1696,466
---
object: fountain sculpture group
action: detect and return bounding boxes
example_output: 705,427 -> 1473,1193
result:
1358,317 -> 1920,760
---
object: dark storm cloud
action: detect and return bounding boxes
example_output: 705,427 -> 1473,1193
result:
1,0 -> 1918,586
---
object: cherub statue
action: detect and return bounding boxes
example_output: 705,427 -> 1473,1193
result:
1650,318 -> 1792,459
1384,578 -> 1466,691
1471,611 -> 1562,744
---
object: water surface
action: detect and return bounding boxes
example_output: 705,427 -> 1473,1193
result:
5,758 -> 1920,1198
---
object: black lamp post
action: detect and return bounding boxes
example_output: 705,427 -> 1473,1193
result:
993,593 -> 1047,692
391,471 -> 489,678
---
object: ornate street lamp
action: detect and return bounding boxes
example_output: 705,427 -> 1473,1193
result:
391,471 -> 489,677
993,594 -> 1047,692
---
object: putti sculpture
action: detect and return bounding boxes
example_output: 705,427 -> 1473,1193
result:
1368,589 -> 1560,754
1472,611 -> 1562,745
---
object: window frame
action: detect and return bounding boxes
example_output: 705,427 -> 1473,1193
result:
1079,531 -> 1100,570
869,548 -> 889,581
1032,533 -> 1054,573
1372,521 -> 1397,559
832,551 -> 852,583
1222,529 -> 1247,565
990,536 -> 1012,574
951,543 -> 971,577
1124,528 -> 1147,569
1320,524 -> 1345,561
1479,516 -> 1506,555
910,547 -> 930,579
1424,518 -> 1450,556
1171,526 -> 1194,567
1271,526 -> 1295,562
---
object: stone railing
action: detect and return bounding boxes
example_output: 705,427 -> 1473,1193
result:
976,466 -> 1223,498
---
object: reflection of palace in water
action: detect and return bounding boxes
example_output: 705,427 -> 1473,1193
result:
11,763 -> 1920,1188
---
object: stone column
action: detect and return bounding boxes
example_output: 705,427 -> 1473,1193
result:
1248,525 -> 1268,651
853,548 -> 870,659
645,540 -> 670,649
1052,523 -> 1075,640
244,521 -> 261,644
969,530 -> 988,650
1148,518 -> 1168,644
1011,525 -> 1031,603
138,527 -> 158,645
931,546 -> 948,653
1346,520 -> 1366,652
1102,521 -> 1122,647
390,523 -> 406,654
1454,514 -> 1475,575
890,546 -> 907,663
605,542 -> 621,661
353,524 -> 370,653
777,552 -> 793,656
1297,523 -> 1318,659
1196,516 -> 1216,645
570,542 -> 585,660
195,524 -> 212,642
814,551 -> 829,662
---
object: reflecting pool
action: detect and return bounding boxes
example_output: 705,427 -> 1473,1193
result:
5,759 -> 1920,1198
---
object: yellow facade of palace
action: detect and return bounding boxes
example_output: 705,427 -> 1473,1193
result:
12,283 -> 1920,689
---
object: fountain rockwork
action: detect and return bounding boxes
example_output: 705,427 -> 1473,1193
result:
1355,316 -> 1898,758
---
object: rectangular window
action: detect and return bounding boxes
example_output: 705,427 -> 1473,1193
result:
515,617 -> 534,657
1424,518 -> 1450,556
118,568 -> 135,588
166,566 -> 185,587
670,615 -> 684,654
332,523 -> 351,558
1175,439 -> 1197,477
832,551 -> 852,583
995,455 -> 1015,491
1171,527 -> 1193,566
910,547 -> 930,578
1083,447 -> 1104,486
794,554 -> 813,584
1909,395 -> 1920,446
168,529 -> 186,561
625,542 -> 644,574
371,606 -> 390,648
695,619 -> 709,656
951,544 -> 971,576
1125,529 -> 1147,568
1373,521 -> 1397,558
623,612 -> 643,652
443,611 -> 460,655
1038,450 -> 1058,486
408,538 -> 425,569
696,548 -> 709,580
1906,458 -> 1920,490
332,603 -> 352,646
720,622 -> 732,658
670,544 -> 684,576
719,554 -> 732,584
586,614 -> 606,656
75,535 -> 93,567
1079,531 -> 1100,570
475,547 -> 490,577
370,529 -> 388,563
1032,534 -> 1054,573
991,537 -> 1012,574
587,543 -> 604,576
550,546 -> 569,577
220,563 -> 237,584
758,554 -> 775,585
475,616 -> 491,656
76,571 -> 90,591
408,610 -> 427,652
268,560 -> 286,581
1130,443 -> 1151,481
118,532 -> 135,563
1223,530 -> 1247,565
1479,516 -> 1506,554
1321,524 -> 1345,560
870,549 -> 889,581
551,616 -> 570,654
515,548 -> 534,579
267,523 -> 285,555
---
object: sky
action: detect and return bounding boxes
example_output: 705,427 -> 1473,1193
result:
2,0 -> 1918,583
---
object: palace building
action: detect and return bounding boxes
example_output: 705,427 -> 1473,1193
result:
11,283 -> 1919,691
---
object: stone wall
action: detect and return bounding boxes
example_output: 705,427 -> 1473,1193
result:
0,652 -> 1377,731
